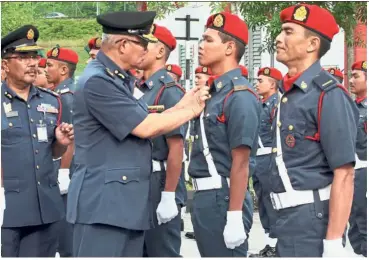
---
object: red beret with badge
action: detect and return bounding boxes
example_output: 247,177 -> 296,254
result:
195,66 -> 212,76
88,37 -> 102,50
152,24 -> 176,51
38,58 -> 47,68
258,67 -> 283,81
326,67 -> 343,79
239,65 -> 248,78
280,4 -> 339,42
206,12 -> 248,45
47,47 -> 79,65
166,64 -> 182,78
351,60 -> 367,72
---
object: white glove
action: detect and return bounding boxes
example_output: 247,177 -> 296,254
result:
223,211 -> 246,249
58,169 -> 70,195
322,238 -> 348,257
1,187 -> 5,210
156,191 -> 178,225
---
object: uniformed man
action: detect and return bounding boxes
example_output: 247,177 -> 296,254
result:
239,65 -> 249,80
270,4 -> 359,257
45,47 -> 78,257
86,37 -> 101,64
135,23 -> 186,257
66,11 -> 210,257
249,67 -> 282,258
166,64 -> 182,82
1,25 -> 74,257
326,67 -> 343,83
34,58 -> 53,89
189,12 -> 260,257
348,60 -> 367,257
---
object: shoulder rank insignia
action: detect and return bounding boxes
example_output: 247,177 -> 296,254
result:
4,91 -> 13,100
59,88 -> 71,94
105,68 -> 115,78
234,85 -> 249,91
301,81 -> 307,89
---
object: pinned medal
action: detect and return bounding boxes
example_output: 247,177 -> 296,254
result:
285,134 -> 296,148
148,105 -> 165,113
301,81 -> 307,89
3,102 -> 12,113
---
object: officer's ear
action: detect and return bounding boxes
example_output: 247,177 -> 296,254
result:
1,58 -> 10,73
225,41 -> 235,57
156,43 -> 165,60
59,63 -> 69,76
306,34 -> 320,54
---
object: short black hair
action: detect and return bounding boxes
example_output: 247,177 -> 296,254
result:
304,29 -> 331,59
163,45 -> 171,62
218,31 -> 246,63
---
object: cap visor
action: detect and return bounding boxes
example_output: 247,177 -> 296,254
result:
140,33 -> 158,43
15,45 -> 44,52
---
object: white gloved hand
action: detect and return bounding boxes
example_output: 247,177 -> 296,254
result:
156,191 -> 178,225
322,238 -> 348,257
58,169 -> 70,195
223,211 -> 246,249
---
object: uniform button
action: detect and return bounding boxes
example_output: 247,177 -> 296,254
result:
224,196 -> 229,201
122,176 -> 127,181
36,165 -> 40,169
50,121 -> 54,124
30,119 -> 34,123
195,135 -> 199,139
288,125 -> 294,131
317,213 -> 323,219
233,77 -> 238,80
272,148 -> 277,153
35,150 -> 39,154
27,104 -> 31,109
282,97 -> 288,103
277,121 -> 281,127
114,70 -> 119,74
37,181 -> 41,185
8,122 -> 13,127
206,113 -> 209,117
33,134 -> 36,138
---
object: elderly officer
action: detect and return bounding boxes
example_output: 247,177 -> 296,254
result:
326,67 -> 344,84
1,25 -> 74,257
249,67 -> 282,258
347,60 -> 367,257
166,64 -> 182,82
45,47 -> 78,257
189,12 -> 260,257
86,37 -> 101,64
34,58 -> 53,89
66,11 -> 209,257
136,24 -> 186,257
270,4 -> 359,257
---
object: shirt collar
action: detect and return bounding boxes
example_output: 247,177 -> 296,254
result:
96,51 -> 129,81
55,78 -> 74,93
356,96 -> 367,105
282,60 -> 323,93
143,68 -> 168,90
262,92 -> 278,104
211,68 -> 242,93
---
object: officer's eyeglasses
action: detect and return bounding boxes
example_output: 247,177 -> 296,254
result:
5,55 -> 41,64
115,37 -> 148,51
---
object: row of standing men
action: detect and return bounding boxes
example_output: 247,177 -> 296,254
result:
1,3 -> 367,258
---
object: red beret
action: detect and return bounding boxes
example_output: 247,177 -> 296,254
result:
351,60 -> 367,72
206,12 -> 248,45
258,67 -> 283,81
195,66 -> 212,76
38,58 -> 47,68
153,24 -> 176,51
326,67 -> 343,79
88,37 -> 102,50
47,47 -> 79,65
239,65 -> 248,78
166,64 -> 182,78
280,4 -> 339,41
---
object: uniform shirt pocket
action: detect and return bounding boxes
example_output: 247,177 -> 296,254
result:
104,167 -> 140,185
2,116 -> 24,145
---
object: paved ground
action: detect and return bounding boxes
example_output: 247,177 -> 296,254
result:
180,212 -> 364,258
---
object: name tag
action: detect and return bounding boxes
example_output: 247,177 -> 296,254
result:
37,122 -> 48,142
6,111 -> 18,118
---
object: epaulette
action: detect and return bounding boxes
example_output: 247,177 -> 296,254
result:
313,71 -> 337,92
234,85 -> 249,92
158,76 -> 186,93
105,68 -> 115,79
58,88 -> 74,95
37,86 -> 59,97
